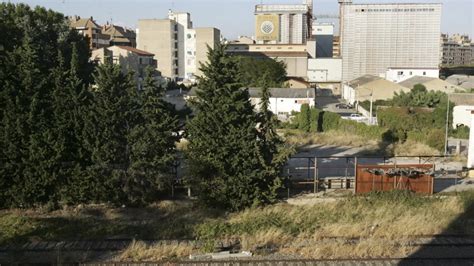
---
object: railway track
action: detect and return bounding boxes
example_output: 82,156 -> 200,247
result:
1,236 -> 474,264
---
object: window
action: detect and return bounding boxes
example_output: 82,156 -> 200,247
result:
174,51 -> 178,58
409,71 -> 413,75
174,42 -> 178,49
187,33 -> 192,39
397,71 -> 403,75
174,69 -> 178,75
294,100 -> 297,103
139,58 -> 142,64
174,33 -> 178,40
423,71 -> 426,75
281,100 -> 284,102
174,24 -> 178,31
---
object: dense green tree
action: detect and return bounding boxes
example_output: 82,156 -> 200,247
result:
187,44 -> 287,210
298,104 -> 311,132
83,63 -> 137,203
237,56 -> 287,87
127,67 -> 180,204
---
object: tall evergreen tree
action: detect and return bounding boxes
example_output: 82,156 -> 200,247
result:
187,44 -> 288,210
127,67 -> 179,204
83,63 -> 137,203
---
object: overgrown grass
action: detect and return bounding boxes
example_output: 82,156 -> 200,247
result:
283,129 -> 380,149
2,191 -> 474,261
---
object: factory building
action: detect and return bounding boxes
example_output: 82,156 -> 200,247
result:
312,22 -> 334,58
339,1 -> 442,82
137,10 -> 220,81
254,0 -> 313,44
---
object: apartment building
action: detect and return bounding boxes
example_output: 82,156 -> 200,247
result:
441,33 -> 474,66
254,0 -> 313,44
339,1 -> 442,82
137,10 -> 220,81
90,45 -> 157,87
102,23 -> 137,47
69,16 -> 110,50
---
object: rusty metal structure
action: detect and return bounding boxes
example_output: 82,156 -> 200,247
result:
355,164 -> 435,195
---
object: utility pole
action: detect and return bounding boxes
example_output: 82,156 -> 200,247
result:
444,95 -> 450,155
369,89 -> 373,125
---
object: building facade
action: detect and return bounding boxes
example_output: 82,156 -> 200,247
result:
440,34 -> 474,66
312,22 -> 334,58
102,24 -> 137,47
385,67 -> 439,83
339,2 -> 442,82
254,0 -> 313,44
137,10 -> 220,81
226,43 -> 311,78
90,45 -> 158,87
69,16 -> 110,50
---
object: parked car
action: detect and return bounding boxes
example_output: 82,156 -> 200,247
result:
335,103 -> 353,109
341,113 -> 366,121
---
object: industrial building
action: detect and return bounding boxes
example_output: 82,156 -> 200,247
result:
226,42 -> 314,79
254,0 -> 313,44
137,10 -> 220,81
187,87 -> 316,120
312,22 -> 334,58
339,1 -> 442,83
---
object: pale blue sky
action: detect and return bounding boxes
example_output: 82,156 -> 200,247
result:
5,0 -> 474,38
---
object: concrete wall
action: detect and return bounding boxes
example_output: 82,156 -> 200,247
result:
386,68 -> 439,83
307,58 -> 342,82
251,97 -> 316,118
195,27 -> 220,78
137,19 -> 175,78
453,105 -> 474,128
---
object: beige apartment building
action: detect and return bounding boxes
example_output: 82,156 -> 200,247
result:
91,45 -> 157,87
137,11 -> 220,82
69,16 -> 110,50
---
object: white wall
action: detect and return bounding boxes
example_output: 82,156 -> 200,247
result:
307,58 -> 342,82
251,97 -> 316,119
342,84 -> 356,104
385,68 -> 439,83
312,23 -> 334,36
453,105 -> 474,129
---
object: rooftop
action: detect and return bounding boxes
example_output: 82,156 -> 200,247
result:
116,46 -> 154,56
188,87 -> 316,99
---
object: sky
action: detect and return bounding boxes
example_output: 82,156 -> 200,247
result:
4,0 -> 474,38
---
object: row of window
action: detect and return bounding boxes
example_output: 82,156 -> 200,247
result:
355,8 -> 435,13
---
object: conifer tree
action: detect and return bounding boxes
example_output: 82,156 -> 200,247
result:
84,63 -> 136,203
187,44 -> 288,210
127,67 -> 179,204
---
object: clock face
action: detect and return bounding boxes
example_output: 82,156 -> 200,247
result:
261,21 -> 275,35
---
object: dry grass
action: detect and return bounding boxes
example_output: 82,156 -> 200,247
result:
194,192 -> 472,259
390,140 -> 441,156
117,240 -> 196,261
280,238 -> 418,259
284,130 -> 379,149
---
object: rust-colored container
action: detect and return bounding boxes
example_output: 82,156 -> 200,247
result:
355,164 -> 434,195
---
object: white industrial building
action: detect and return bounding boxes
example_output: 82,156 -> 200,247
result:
254,0 -> 313,44
339,1 -> 442,82
312,22 -> 334,58
307,58 -> 342,83
384,67 -> 439,83
186,87 -> 316,120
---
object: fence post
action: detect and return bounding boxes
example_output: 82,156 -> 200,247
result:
314,157 -> 318,193
354,157 -> 358,194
